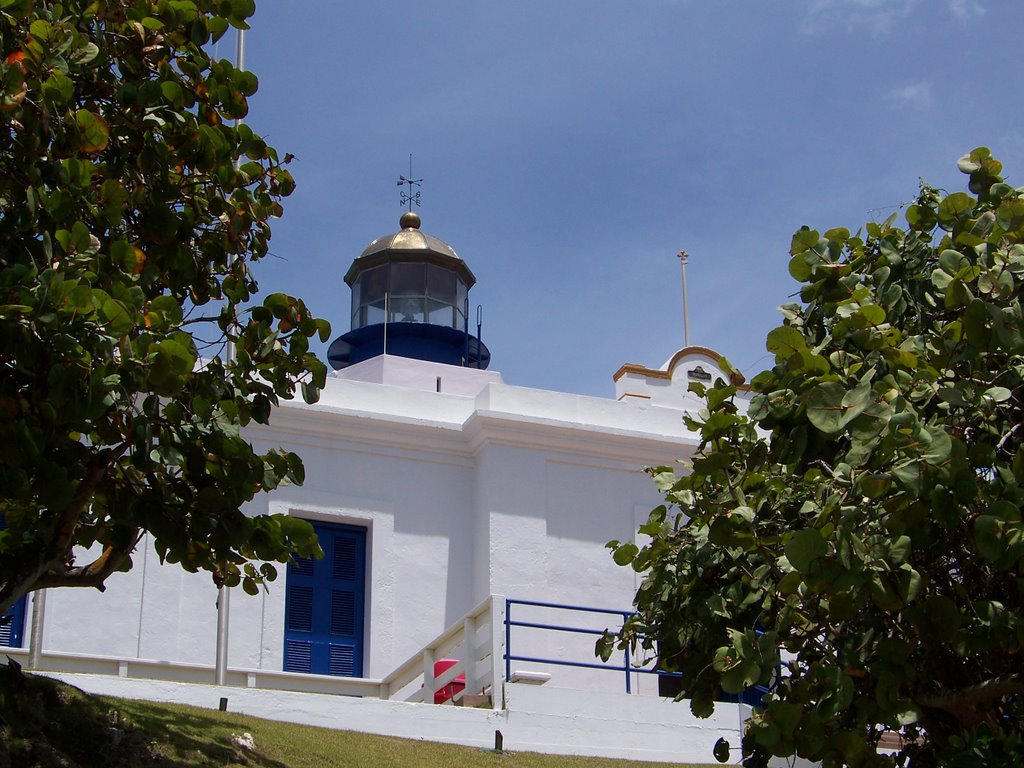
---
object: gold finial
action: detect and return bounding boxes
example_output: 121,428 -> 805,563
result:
400,211 -> 421,229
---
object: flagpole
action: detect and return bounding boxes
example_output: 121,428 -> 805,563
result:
678,249 -> 691,348
215,21 -> 245,689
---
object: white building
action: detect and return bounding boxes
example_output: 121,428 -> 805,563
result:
3,213 -> 756,762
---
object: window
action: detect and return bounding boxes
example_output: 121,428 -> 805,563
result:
351,262 -> 469,330
283,521 -> 366,677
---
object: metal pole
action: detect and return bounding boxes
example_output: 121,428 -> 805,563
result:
215,586 -> 230,685
678,249 -> 690,348
462,297 -> 469,367
27,589 -> 46,669
476,305 -> 483,369
234,17 -> 246,75
215,22 -> 246,688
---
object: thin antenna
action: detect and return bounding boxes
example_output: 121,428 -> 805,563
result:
678,249 -> 690,348
398,154 -> 422,211
462,296 -> 470,367
476,305 -> 483,369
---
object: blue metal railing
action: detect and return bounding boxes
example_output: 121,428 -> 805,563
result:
505,598 -> 653,693
504,597 -> 773,704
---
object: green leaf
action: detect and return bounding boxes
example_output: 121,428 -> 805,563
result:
870,573 -> 903,611
996,197 -> 1024,232
100,297 -> 132,335
944,278 -> 972,309
612,542 -> 639,566
100,179 -> 129,225
788,253 -> 812,281
712,738 -> 730,763
889,535 -> 911,564
41,71 -> 74,104
300,381 -> 321,404
690,695 -> 715,719
939,249 -> 971,275
856,304 -> 885,326
74,109 -> 110,154
806,377 -> 871,435
858,473 -> 890,499
146,295 -> 183,329
983,386 -> 1011,403
922,426 -> 952,465
713,645 -> 741,672
766,325 -> 807,362
71,41 -> 100,65
957,147 -> 994,174
892,461 -> 923,496
938,192 -> 973,224
160,80 -> 184,107
785,529 -> 828,573
790,227 -> 820,255
149,339 -> 197,396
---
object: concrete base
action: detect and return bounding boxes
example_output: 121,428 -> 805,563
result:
40,673 -> 743,764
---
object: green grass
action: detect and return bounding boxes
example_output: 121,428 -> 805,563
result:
0,669 -> 718,767
108,696 -> 720,768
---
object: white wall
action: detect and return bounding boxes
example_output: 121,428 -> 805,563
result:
39,353 -> 703,695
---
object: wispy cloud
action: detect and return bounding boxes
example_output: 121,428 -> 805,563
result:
885,81 -> 933,110
801,0 -> 921,36
801,0 -> 985,34
947,0 -> 985,21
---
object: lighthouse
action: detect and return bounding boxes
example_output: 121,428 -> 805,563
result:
327,211 -> 490,370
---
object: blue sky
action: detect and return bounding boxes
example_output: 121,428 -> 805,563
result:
234,1 -> 1023,398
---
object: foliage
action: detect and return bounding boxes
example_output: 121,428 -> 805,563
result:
602,149 -> 1024,767
0,0 -> 329,615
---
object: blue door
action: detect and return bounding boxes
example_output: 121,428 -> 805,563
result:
284,521 -> 366,677
0,516 -> 27,647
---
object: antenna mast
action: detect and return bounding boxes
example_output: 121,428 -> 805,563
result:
678,249 -> 691,348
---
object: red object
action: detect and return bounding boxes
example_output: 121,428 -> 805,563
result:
433,658 -> 466,704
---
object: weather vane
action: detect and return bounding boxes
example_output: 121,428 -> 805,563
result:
398,154 -> 422,212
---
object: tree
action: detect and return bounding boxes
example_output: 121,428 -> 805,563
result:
602,149 -> 1024,767
0,0 -> 329,617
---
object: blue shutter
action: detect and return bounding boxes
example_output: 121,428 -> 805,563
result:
329,645 -> 356,676
284,521 -> 365,677
286,586 -> 314,632
0,516 -> 27,648
284,640 -> 312,673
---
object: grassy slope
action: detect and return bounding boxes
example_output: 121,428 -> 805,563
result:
114,696 -> 720,768
0,669 -> 718,768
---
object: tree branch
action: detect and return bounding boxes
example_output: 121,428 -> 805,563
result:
0,446 -> 127,614
996,422 -> 1021,454
32,530 -> 143,591
917,674 -> 1024,727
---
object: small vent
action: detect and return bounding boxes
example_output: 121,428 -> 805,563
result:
329,644 -> 355,676
331,590 -> 355,636
286,586 -> 313,632
289,556 -> 315,577
284,640 -> 312,673
333,536 -> 357,581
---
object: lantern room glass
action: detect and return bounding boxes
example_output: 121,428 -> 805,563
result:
351,262 -> 467,330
